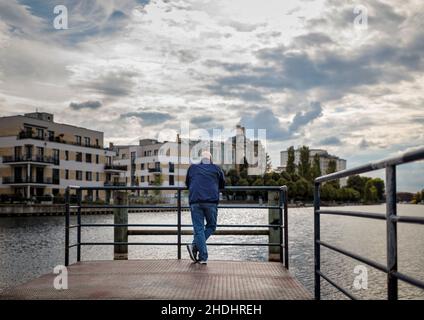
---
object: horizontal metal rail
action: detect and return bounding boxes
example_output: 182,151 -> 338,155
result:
77,223 -> 279,228
317,210 -> 386,220
316,270 -> 358,300
65,185 -> 289,269
393,271 -> 424,290
391,215 -> 424,225
318,240 -> 388,273
70,204 -> 282,209
67,185 -> 286,191
315,147 -> 424,183
127,229 -> 269,236
74,242 -> 281,247
314,146 -> 424,300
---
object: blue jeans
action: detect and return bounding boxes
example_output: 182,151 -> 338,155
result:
190,203 -> 218,261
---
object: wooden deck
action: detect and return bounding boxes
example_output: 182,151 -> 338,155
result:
0,260 -> 312,300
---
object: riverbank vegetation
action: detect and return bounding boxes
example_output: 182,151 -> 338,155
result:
224,145 -> 386,204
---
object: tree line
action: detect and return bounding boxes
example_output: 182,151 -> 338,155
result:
224,146 -> 386,203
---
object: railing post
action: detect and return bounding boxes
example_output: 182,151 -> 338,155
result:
77,188 -> 82,262
268,190 -> 280,261
314,182 -> 321,300
64,187 -> 70,267
386,165 -> 398,300
114,190 -> 128,260
278,187 -> 284,264
283,187 -> 289,269
177,189 -> 182,259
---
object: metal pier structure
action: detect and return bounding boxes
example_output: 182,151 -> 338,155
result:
1,185 -> 312,300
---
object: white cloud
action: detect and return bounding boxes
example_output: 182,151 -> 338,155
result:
0,0 -> 422,190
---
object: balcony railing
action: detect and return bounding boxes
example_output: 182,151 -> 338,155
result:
2,176 -> 59,185
2,155 -> 59,165
17,132 -> 101,149
104,181 -> 127,187
104,165 -> 128,171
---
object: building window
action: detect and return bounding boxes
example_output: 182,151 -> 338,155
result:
96,154 -> 99,164
169,162 -> 174,173
141,176 -> 145,183
65,150 -> 69,161
36,128 -> 44,139
141,163 -> 145,170
86,153 -> 92,163
169,175 -> 175,186
154,149 -> 158,156
75,135 -> 82,145
65,170 -> 69,180
14,146 -> 22,159
95,139 -> 99,147
84,137 -> 90,147
36,147 -> 44,159
53,149 -> 59,163
76,171 -> 82,181
52,169 -> 60,184
86,171 -> 92,181
96,172 -> 100,181
48,130 -> 54,141
76,152 -> 82,162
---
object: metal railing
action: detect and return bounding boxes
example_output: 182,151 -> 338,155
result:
314,147 -> 424,300
2,155 -> 59,165
65,185 -> 289,268
2,176 -> 58,184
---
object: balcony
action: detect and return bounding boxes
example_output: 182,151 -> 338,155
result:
17,131 -> 102,149
104,181 -> 127,187
104,165 -> 127,172
2,155 -> 59,165
148,167 -> 162,173
2,177 -> 59,185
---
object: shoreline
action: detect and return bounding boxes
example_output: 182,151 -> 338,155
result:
0,202 -> 421,217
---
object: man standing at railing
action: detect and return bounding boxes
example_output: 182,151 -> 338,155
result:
186,151 -> 226,265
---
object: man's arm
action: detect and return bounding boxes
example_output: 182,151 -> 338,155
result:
218,167 -> 225,189
185,165 -> 191,188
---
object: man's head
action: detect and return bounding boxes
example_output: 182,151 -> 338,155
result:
201,150 -> 212,163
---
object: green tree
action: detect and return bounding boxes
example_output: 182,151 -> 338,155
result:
321,184 -> 337,201
371,178 -> 385,200
311,153 -> 321,181
347,175 -> 371,199
298,146 -> 311,180
364,180 -> 378,203
286,146 -> 296,175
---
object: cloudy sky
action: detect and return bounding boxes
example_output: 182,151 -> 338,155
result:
0,0 -> 423,191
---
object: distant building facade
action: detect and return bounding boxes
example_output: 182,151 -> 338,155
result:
280,148 -> 347,175
0,112 -> 115,201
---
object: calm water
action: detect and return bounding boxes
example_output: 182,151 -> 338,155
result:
0,204 -> 423,300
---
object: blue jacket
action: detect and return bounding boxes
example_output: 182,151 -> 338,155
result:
185,161 -> 225,204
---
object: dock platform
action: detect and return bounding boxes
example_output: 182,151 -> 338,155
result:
0,259 -> 311,300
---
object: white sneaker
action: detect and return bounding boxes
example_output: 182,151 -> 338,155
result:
199,260 -> 207,265
186,245 -> 197,262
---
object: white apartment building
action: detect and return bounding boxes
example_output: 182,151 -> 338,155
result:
0,112 -> 115,201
